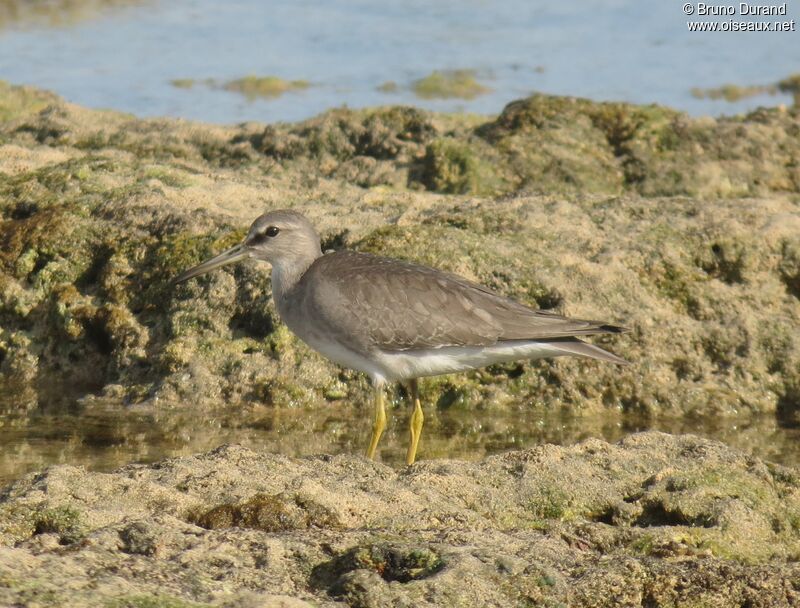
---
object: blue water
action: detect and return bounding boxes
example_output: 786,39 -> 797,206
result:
0,1 -> 797,123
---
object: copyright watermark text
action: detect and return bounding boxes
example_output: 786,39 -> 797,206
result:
683,2 -> 796,31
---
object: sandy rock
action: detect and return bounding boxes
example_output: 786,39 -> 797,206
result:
0,432 -> 798,607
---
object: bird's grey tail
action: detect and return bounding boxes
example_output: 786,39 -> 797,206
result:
541,338 -> 630,365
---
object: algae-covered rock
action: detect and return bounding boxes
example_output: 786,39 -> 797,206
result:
222,76 -> 310,100
417,136 -> 507,195
236,92 -> 800,198
0,0 -> 150,32
477,94 -> 800,197
411,69 -> 491,100
0,79 -> 798,427
690,83 -> 775,102
247,105 -> 438,188
0,434 -> 798,606
778,73 -> 800,106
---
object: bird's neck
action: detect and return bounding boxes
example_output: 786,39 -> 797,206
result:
270,251 -> 320,304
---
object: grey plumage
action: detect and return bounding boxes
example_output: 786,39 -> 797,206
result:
173,209 -> 629,463
288,250 -> 627,358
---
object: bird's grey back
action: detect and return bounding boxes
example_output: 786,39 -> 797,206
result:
284,250 -> 625,353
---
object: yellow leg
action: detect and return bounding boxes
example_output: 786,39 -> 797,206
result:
406,379 -> 424,465
365,385 -> 386,460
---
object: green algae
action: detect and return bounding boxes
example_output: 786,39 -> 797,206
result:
141,165 -> 192,188
32,505 -> 85,544
0,80 -> 58,122
412,69 -> 491,100
147,230 -> 243,286
253,105 -> 436,159
478,94 -> 800,197
526,485 -> 571,521
0,0 -> 150,32
690,73 -> 800,107
344,544 -> 443,582
476,96 -> 626,195
377,81 -> 399,93
241,91 -> 800,198
223,75 -> 310,100
417,137 -> 506,195
777,73 -> 800,106
0,81 -> 798,430
168,75 -> 316,102
690,83 -> 775,102
189,492 -> 340,531
0,503 -> 85,546
250,105 -> 438,188
622,465 -> 800,562
779,239 -> 800,299
310,541 -> 444,596
169,78 -> 196,89
0,579 -> 63,606
105,595 -> 213,608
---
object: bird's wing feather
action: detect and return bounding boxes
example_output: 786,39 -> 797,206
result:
300,251 -> 625,353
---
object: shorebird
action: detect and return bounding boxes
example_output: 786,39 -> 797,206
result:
174,210 -> 628,465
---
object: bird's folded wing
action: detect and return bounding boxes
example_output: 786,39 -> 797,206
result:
306,252 -> 624,352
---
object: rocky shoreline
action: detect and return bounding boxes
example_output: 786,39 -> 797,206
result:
0,81 -> 797,419
1,81 -> 799,605
1,432 -> 799,607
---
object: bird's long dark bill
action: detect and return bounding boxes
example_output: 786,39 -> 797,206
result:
172,244 -> 249,284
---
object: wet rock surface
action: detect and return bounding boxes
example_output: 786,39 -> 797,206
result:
1,433 -> 799,607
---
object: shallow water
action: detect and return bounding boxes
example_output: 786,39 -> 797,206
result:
0,0 -> 798,124
2,389 -> 798,484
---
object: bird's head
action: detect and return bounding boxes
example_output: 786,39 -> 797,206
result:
172,209 -> 322,284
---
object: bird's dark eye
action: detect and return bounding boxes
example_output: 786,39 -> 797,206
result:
265,226 -> 280,237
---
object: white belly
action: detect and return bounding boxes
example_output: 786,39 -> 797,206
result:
292,326 -> 569,385
373,341 -> 569,382
292,326 -> 392,384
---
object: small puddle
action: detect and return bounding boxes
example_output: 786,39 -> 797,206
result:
2,389 -> 798,485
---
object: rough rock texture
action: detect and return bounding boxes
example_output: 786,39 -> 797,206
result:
0,81 -> 798,424
2,68 -> 800,607
1,433 -> 799,607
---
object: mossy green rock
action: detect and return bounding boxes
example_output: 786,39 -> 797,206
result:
223,75 -> 310,100
411,69 -> 491,100
0,81 -> 798,428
